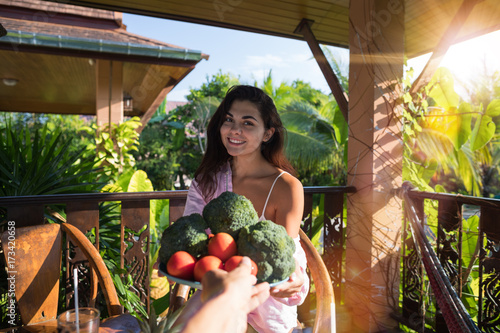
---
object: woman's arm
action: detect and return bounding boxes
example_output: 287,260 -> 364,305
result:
270,174 -> 307,299
273,173 -> 304,238
183,180 -> 207,216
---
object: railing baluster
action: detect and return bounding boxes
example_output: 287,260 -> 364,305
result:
169,198 -> 186,224
302,192 -> 314,237
121,200 -> 150,314
323,192 -> 344,303
479,206 -> 500,332
66,201 -> 100,309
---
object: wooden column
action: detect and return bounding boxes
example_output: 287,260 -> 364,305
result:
96,59 -> 123,126
345,0 -> 404,331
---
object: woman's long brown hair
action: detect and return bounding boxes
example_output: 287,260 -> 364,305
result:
194,85 -> 295,200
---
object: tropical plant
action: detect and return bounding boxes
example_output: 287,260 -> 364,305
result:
134,103 -> 202,191
83,117 -> 142,182
460,68 -> 500,197
98,169 -> 170,319
0,122 -> 102,197
403,67 -> 500,196
280,100 -> 340,174
258,71 -> 299,111
256,72 -> 348,185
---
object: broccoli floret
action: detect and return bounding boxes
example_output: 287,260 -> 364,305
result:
203,191 -> 258,239
237,220 -> 296,283
159,213 -> 209,264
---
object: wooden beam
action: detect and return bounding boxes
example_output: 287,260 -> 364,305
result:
409,0 -> 483,95
295,18 -> 349,122
136,67 -> 196,133
137,83 -> 174,134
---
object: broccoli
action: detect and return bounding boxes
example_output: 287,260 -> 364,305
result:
203,191 -> 259,239
159,213 -> 209,264
237,220 -> 296,283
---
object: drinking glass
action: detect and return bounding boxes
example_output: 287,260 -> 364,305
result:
57,307 -> 100,333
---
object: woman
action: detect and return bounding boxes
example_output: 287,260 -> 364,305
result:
184,85 -> 309,333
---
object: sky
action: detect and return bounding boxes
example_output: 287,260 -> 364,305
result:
122,13 -> 500,102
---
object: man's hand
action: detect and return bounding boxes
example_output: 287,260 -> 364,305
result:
201,257 -> 270,313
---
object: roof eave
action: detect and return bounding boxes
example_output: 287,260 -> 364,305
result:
1,30 -> 206,63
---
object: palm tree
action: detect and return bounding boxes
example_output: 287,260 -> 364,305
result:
257,71 -> 347,184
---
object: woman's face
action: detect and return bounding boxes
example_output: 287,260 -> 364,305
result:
220,100 -> 274,158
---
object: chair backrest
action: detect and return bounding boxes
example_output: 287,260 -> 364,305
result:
1,223 -> 122,326
298,228 -> 336,333
2,223 -> 62,324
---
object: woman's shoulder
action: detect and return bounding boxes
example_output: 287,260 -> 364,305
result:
276,169 -> 303,193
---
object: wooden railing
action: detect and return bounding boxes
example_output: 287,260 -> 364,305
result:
401,188 -> 500,332
0,186 -> 355,320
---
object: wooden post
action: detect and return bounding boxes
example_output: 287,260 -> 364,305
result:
96,59 -> 123,126
345,0 -> 404,331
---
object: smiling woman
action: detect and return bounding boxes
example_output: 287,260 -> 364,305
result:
220,100 -> 274,159
180,85 -> 309,333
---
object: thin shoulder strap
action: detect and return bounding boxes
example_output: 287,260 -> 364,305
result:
261,171 -> 285,217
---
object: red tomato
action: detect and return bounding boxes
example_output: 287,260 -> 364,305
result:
194,255 -> 223,281
166,251 -> 196,280
207,232 -> 238,262
224,255 -> 258,276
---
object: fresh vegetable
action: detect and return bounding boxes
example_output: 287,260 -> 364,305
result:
224,255 -> 258,276
237,220 -> 296,283
159,213 -> 209,264
208,232 -> 238,262
166,251 -> 196,280
194,255 -> 223,281
203,191 -> 258,239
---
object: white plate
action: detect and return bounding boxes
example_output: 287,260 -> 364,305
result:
158,263 -> 289,289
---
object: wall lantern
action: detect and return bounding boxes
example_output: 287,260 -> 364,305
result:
123,93 -> 133,111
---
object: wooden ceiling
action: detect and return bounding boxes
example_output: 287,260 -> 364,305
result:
0,49 -> 193,115
57,0 -> 500,58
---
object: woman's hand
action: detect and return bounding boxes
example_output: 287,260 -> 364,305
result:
270,259 -> 305,298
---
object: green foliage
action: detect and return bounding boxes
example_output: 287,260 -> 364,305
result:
402,66 -> 500,196
281,100 -> 341,174
137,305 -> 185,333
134,101 -> 203,191
400,64 -> 500,330
0,122 -> 102,196
112,271 -> 148,319
83,117 -> 142,181
187,70 -> 240,101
